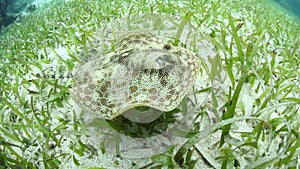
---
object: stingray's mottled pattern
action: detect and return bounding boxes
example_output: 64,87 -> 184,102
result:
71,31 -> 199,119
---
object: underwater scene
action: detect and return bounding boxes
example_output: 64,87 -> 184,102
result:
0,0 -> 300,168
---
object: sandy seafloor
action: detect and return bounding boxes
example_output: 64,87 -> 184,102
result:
0,0 -> 300,168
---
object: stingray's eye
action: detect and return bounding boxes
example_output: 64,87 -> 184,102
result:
155,57 -> 166,67
163,44 -> 171,50
110,49 -> 133,64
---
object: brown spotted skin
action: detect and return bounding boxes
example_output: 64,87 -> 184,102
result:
71,31 -> 200,119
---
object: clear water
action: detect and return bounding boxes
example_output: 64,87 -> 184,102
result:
274,0 -> 300,19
